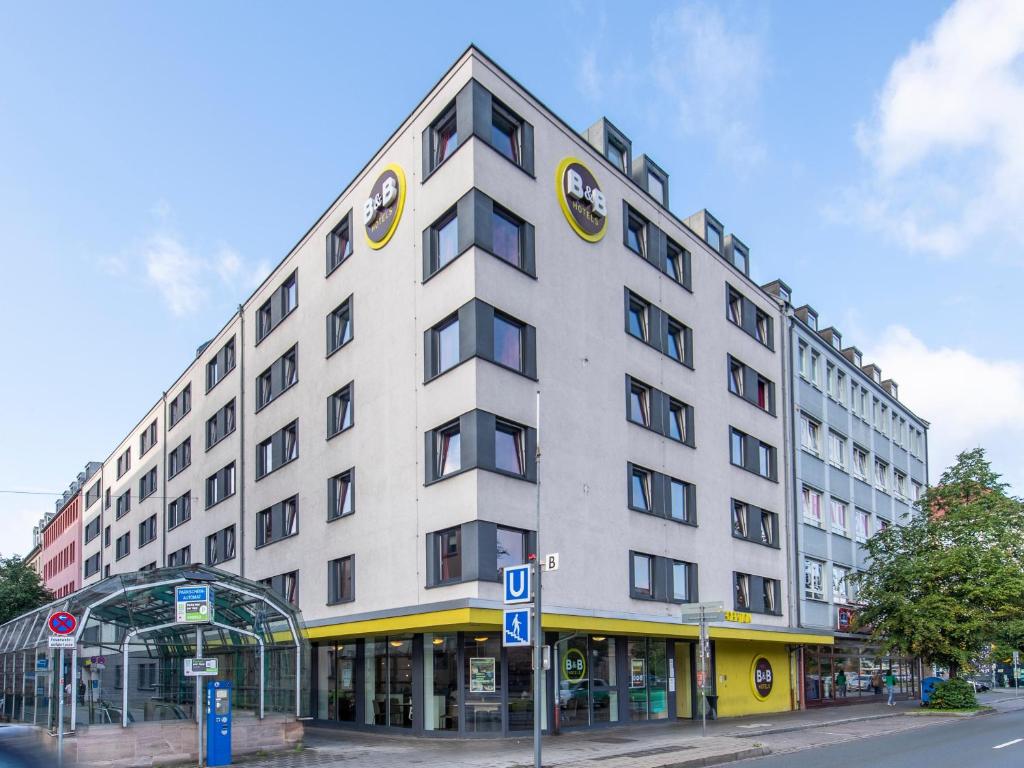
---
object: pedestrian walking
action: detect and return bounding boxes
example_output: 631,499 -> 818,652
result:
885,669 -> 897,706
870,671 -> 883,695
836,670 -> 847,697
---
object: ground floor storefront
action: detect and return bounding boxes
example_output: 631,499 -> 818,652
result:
307,609 -> 826,737
801,642 -> 919,707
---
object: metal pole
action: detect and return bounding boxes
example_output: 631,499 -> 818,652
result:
533,390 -> 542,768
70,645 -> 77,732
122,635 -> 130,728
259,642 -> 265,720
32,652 -> 39,726
21,650 -> 27,721
57,647 -> 64,768
699,608 -> 707,737
196,627 -> 203,768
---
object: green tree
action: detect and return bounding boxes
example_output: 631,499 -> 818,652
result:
0,555 -> 52,625
852,448 -> 1024,677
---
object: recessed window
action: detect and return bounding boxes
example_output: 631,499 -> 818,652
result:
491,207 -> 522,268
672,561 -> 690,602
732,243 -> 748,273
628,381 -> 650,427
665,321 -> 684,363
493,313 -> 523,371
853,446 -> 869,479
801,415 -> 822,455
632,553 -> 653,597
730,429 -> 745,466
669,479 -> 688,522
438,527 -> 461,582
206,525 -> 236,565
433,315 -> 460,375
206,399 -> 236,451
256,496 -> 299,548
256,271 -> 298,343
431,104 -> 458,169
138,515 -> 157,547
804,558 -> 824,601
665,239 -> 687,285
755,309 -> 771,346
167,492 -> 191,530
828,431 -> 847,469
855,509 -> 870,542
625,210 -> 646,256
729,360 -> 744,396
328,384 -> 354,438
607,139 -> 627,172
328,555 -> 355,604
327,213 -> 352,274
327,297 -> 353,354
627,296 -> 648,342
328,469 -> 354,521
706,223 -> 722,253
434,210 -> 459,271
630,466 -> 651,511
490,103 -> 520,164
115,533 -> 130,561
139,467 -> 158,501
647,171 -> 665,205
831,499 -> 848,535
668,400 -> 686,442
875,459 -> 889,491
437,422 -> 461,477
496,527 -> 528,578
735,573 -> 750,609
763,578 -> 778,613
494,421 -> 525,475
256,345 -> 298,410
732,501 -> 748,537
758,444 -> 773,478
256,421 -> 298,480
802,486 -> 823,526
726,288 -> 743,326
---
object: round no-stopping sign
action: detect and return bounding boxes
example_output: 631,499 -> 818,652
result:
49,611 -> 77,635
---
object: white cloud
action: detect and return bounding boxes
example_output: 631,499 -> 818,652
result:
864,325 -> 1024,492
852,0 -> 1024,257
573,1 -> 767,167
145,233 -> 205,315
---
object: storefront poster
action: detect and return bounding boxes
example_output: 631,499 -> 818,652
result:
469,657 -> 496,693
630,659 -> 646,689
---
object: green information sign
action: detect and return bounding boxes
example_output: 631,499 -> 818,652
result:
175,585 -> 213,624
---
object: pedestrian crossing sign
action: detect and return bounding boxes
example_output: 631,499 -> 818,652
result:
503,607 -> 532,647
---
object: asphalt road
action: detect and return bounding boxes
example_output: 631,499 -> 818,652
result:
742,708 -> 1024,768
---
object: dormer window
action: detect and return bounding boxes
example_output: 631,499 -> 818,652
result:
733,244 -> 748,273
647,171 -> 665,205
807,314 -> 818,331
853,351 -> 862,367
873,370 -> 881,383
778,286 -> 790,302
831,335 -> 841,350
706,222 -> 722,253
608,138 -> 627,173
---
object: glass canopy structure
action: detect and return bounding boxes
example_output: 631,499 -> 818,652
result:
0,566 -> 307,731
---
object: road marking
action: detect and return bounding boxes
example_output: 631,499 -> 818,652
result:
993,738 -> 1022,749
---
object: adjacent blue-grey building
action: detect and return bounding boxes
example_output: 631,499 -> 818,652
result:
763,279 -> 929,706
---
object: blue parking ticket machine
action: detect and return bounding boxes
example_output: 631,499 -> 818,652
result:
205,681 -> 232,766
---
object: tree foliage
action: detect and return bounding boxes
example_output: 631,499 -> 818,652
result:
852,448 -> 1024,677
0,555 -> 52,625
927,678 -> 977,710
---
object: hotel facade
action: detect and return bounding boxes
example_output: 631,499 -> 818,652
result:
69,47 -> 926,735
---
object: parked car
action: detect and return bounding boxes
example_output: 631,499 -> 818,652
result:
966,677 -> 991,692
559,679 -> 611,709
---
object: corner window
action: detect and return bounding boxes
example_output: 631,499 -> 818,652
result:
327,297 -> 353,354
327,212 -> 352,274
431,104 -> 458,169
437,528 -> 461,583
437,422 -> 461,477
492,313 -> 524,372
490,102 -> 521,164
328,469 -> 354,521
432,209 -> 459,272
632,553 -> 653,598
494,421 -> 525,476
431,314 -> 460,376
491,207 -> 522,268
496,527 -> 528,578
328,384 -> 354,438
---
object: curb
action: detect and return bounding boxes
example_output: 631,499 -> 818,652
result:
726,710 -> 908,738
648,745 -> 771,768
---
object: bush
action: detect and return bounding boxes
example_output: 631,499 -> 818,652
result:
928,678 -> 977,709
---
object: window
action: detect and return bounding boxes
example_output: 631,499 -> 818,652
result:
493,313 -> 523,371
496,527 -> 528,578
167,492 -> 191,529
798,341 -> 809,380
115,532 -> 130,561
728,359 -> 744,396
628,380 -> 650,427
206,337 -> 236,391
104,526 -> 110,547
105,488 -> 111,509
139,467 -> 157,501
430,103 -> 458,169
803,487 -> 823,527
735,573 -> 750,609
494,421 -> 525,475
668,399 -> 686,442
706,221 -> 722,253
607,138 -> 627,171
665,320 -> 685,363
206,525 -> 236,565
732,500 -> 748,537
437,527 -> 461,582
826,364 -> 837,399
755,309 -> 771,347
257,420 -> 299,478
730,428 -> 745,466
328,469 -> 354,521
629,466 -> 651,512
169,384 -> 191,428
168,437 -> 191,479
836,370 -> 847,405
138,515 -> 157,547
431,314 -> 460,376
327,296 -> 353,354
810,349 -> 821,387
894,471 -> 908,499
428,209 -> 459,275
328,555 -> 355,603
665,239 -> 689,287
804,558 -> 824,600
490,102 -> 521,163
627,294 -> 648,341
732,242 -> 748,273
647,171 -> 665,205
760,511 -> 776,546
874,459 -> 889,491
327,211 -> 353,273
115,490 -> 131,519
84,516 -> 101,543
912,481 -> 923,502
763,579 -> 779,614
758,443 -> 774,479
625,208 -> 646,256
828,431 -> 846,469
205,463 -> 236,508
631,553 -> 653,598
84,553 -> 101,578
491,206 -> 523,267
206,399 -> 236,450
853,446 -> 869,480
855,509 -> 870,543
168,546 -> 191,567
436,422 -> 461,477
830,499 -> 848,535
669,479 -> 689,522
671,561 -> 691,602
328,384 -> 354,438
116,448 -> 131,479
140,419 -> 157,456
801,415 -> 821,455
832,565 -> 851,604
726,288 -> 743,326
260,571 -> 300,606
256,496 -> 299,547
256,271 -> 298,343
256,345 -> 298,410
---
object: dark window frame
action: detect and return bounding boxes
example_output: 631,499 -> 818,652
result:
327,554 -> 355,604
326,210 -> 353,276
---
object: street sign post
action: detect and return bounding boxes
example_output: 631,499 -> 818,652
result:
48,611 -> 77,635
680,601 -> 725,737
48,611 -> 77,768
503,608 -> 532,647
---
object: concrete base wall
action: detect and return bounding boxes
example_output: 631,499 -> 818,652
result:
56,714 -> 303,767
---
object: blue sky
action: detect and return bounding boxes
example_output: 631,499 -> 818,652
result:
2,1 -> 1022,555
